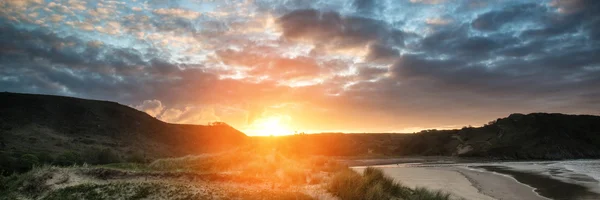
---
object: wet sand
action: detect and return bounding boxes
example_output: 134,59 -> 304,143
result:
455,166 -> 548,200
475,166 -> 600,200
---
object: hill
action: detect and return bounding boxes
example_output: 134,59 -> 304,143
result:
448,113 -> 600,159
2,92 -> 599,175
270,113 -> 600,160
0,92 -> 247,173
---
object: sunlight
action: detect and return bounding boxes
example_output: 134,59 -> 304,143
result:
246,115 -> 293,136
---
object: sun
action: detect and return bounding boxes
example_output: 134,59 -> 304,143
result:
247,116 -> 293,136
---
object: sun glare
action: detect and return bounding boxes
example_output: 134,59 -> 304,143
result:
247,116 -> 293,136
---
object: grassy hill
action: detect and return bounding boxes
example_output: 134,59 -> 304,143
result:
0,92 -> 247,174
269,113 -> 600,160
451,113 -> 600,159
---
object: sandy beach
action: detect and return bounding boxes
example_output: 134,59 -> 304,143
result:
352,160 -> 600,200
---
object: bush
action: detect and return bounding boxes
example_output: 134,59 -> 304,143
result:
126,152 -> 146,163
328,169 -> 365,200
97,149 -> 121,164
280,166 -> 307,184
54,152 -> 81,166
15,154 -> 39,172
412,187 -> 452,200
36,152 -> 54,164
0,152 -> 17,175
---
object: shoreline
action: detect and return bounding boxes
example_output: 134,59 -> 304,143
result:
352,159 -> 600,200
454,166 -> 548,200
474,165 -> 600,200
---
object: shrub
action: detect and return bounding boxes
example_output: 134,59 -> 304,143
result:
328,169 -> 365,200
36,152 -> 54,164
126,152 -> 146,163
0,152 -> 17,175
97,148 -> 121,164
15,154 -> 39,172
307,174 -> 323,185
0,166 -> 58,198
280,166 -> 307,185
411,187 -> 452,200
54,152 -> 82,166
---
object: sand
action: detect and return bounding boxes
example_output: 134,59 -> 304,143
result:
455,167 -> 548,200
354,165 -> 547,200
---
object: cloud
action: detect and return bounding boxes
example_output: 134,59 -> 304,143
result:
549,0 -> 600,14
159,106 -> 221,124
277,9 -> 404,50
2,0 -> 600,133
216,48 -> 323,81
520,0 -> 600,39
134,99 -> 165,117
471,3 -> 543,31
353,0 -> 381,15
409,0 -> 446,4
364,43 -> 399,62
425,17 -> 452,25
153,8 -> 201,20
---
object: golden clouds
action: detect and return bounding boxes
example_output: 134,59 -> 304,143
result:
153,8 -> 201,19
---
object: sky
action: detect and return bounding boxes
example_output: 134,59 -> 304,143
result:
1,0 -> 599,136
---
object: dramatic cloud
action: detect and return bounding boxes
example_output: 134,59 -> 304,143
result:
1,0 -> 599,135
277,9 -> 404,50
133,100 -> 165,118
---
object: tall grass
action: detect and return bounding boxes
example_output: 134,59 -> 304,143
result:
328,167 -> 452,200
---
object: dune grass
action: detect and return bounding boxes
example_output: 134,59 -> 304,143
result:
1,147 -> 454,200
328,167 -> 452,200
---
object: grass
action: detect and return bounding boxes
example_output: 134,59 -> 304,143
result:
0,165 -> 66,199
224,189 -> 315,200
43,182 -> 207,200
1,148 -> 455,200
328,167 -> 452,200
100,163 -> 152,171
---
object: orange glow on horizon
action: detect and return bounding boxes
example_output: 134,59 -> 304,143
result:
244,115 -> 293,136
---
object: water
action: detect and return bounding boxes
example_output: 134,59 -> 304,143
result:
554,160 -> 600,184
482,160 -> 600,185
470,160 -> 600,199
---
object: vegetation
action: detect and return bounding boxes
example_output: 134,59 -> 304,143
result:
1,148 -> 142,175
1,147 -> 456,200
0,92 -> 248,174
258,113 -> 600,160
328,167 -> 451,200
5,92 -> 599,199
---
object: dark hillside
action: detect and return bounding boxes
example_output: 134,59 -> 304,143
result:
0,92 -> 247,173
454,113 -> 600,159
267,113 -> 600,160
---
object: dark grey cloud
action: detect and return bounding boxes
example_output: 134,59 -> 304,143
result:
277,9 -> 404,49
365,44 -> 399,62
418,25 -> 514,59
0,19 -> 310,114
0,20 -> 224,105
496,40 -> 545,57
520,0 -> 600,39
353,0 -> 381,15
471,3 -> 544,31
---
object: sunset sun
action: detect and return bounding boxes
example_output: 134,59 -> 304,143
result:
248,116 -> 293,136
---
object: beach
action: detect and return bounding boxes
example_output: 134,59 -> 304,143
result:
352,160 -> 600,200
